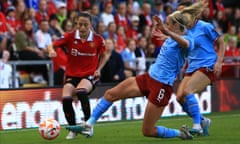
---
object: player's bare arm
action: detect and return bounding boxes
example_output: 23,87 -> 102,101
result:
47,44 -> 57,58
153,15 -> 189,48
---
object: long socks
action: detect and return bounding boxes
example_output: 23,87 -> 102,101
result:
183,94 -> 203,129
62,96 -> 76,125
76,88 -> 91,121
87,97 -> 112,125
156,126 -> 179,138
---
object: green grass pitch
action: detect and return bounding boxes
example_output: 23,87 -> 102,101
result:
0,110 -> 239,144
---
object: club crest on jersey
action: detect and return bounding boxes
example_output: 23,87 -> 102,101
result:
89,42 -> 95,48
74,41 -> 78,44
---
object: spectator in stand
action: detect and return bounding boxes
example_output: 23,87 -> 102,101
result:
100,1 -> 115,27
67,10 -> 78,23
90,4 -> 102,31
135,36 -> 147,75
163,3 -> 174,22
152,0 -> 165,22
126,15 -> 140,41
114,2 -> 128,28
121,39 -> 137,78
201,6 -> 212,23
224,38 -> 240,58
234,8 -> 240,33
15,18 -> 48,84
48,14 -> 64,41
135,36 -> 147,58
14,0 -> 28,29
127,0 -> 140,15
116,25 -> 127,53
215,0 -> 224,12
46,0 -> 57,16
100,39 -> 125,83
62,18 -> 73,33
102,22 -> 117,40
56,2 -> 67,27
5,6 -> 17,38
0,50 -> 12,88
28,8 -> 39,32
0,11 -> 13,51
224,25 -> 238,46
35,0 -> 49,25
141,25 -> 151,41
212,10 -> 226,34
96,21 -> 106,36
0,12 -> 8,36
35,19 -> 52,55
146,42 -> 157,58
138,2 -> 152,33
75,0 -> 91,12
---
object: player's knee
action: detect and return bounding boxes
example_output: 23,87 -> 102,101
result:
76,88 -> 88,96
104,90 -> 117,102
183,87 -> 194,96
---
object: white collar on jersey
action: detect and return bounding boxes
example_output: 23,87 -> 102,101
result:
74,30 -> 93,41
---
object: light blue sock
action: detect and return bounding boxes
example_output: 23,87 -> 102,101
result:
156,126 -> 179,138
87,97 -> 112,125
185,94 -> 201,124
182,102 -> 190,116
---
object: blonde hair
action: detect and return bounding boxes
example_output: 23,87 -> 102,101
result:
180,1 -> 206,26
169,11 -> 188,32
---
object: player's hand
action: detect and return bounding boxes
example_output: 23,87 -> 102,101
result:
214,62 -> 222,77
48,50 -> 57,58
152,15 -> 169,35
152,28 -> 168,41
93,69 -> 101,81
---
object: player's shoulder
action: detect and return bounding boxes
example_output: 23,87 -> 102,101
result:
60,31 -> 75,39
197,20 -> 213,28
93,32 -> 104,41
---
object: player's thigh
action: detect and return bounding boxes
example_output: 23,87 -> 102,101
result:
142,101 -> 165,134
105,77 -> 142,102
62,83 -> 75,97
176,76 -> 191,100
76,78 -> 93,93
185,71 -> 211,94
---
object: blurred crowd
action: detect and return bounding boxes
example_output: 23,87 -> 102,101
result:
0,0 -> 240,88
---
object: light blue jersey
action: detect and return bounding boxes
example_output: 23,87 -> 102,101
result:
186,20 -> 220,73
149,33 -> 194,86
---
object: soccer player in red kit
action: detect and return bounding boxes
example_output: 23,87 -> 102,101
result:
48,12 -> 107,139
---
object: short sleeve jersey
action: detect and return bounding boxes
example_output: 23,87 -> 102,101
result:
186,20 -> 220,73
149,33 -> 194,86
53,30 -> 106,77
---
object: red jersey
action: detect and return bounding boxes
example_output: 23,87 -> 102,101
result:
53,30 -> 106,77
0,12 -> 7,33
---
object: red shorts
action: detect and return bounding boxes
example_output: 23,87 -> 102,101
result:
185,67 -> 216,83
136,73 -> 173,107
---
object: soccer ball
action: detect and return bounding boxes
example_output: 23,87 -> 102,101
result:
38,118 -> 61,140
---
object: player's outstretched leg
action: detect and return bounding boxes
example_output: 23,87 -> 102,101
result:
179,125 -> 194,140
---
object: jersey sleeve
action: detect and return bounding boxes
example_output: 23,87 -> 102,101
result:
53,33 -> 69,47
204,23 -> 220,42
183,34 -> 194,51
98,36 -> 106,54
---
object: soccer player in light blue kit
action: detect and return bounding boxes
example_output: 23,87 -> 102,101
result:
176,1 -> 225,136
67,12 -> 194,140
